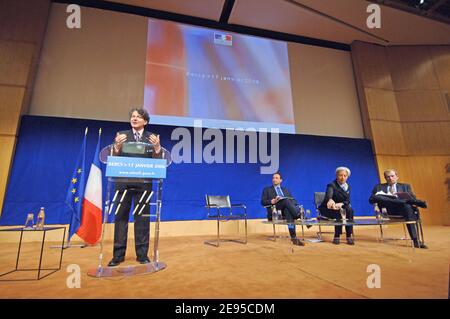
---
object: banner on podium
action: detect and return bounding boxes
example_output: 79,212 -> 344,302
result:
106,156 -> 167,179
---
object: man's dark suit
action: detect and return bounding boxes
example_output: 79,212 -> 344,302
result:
318,180 -> 354,237
369,182 -> 422,242
261,185 -> 302,240
112,129 -> 162,261
369,182 -> 415,202
261,186 -> 300,222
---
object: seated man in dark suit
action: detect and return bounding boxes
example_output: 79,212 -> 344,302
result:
261,172 -> 304,246
369,169 -> 427,249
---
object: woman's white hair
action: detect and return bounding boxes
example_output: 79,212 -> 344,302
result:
335,166 -> 351,176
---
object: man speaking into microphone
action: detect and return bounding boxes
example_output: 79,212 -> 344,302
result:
108,108 -> 163,267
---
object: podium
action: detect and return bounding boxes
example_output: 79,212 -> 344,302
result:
87,142 -> 171,278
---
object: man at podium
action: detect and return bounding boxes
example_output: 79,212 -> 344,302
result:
108,108 -> 163,267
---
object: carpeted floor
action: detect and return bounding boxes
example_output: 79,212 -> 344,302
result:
0,225 -> 448,299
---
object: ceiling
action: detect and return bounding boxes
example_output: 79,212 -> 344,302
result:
385,0 -> 450,23
98,0 -> 450,46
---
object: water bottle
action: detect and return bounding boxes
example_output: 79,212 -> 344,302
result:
340,208 -> 347,224
374,204 -> 381,220
36,207 -> 45,230
272,207 -> 278,222
24,213 -> 34,229
305,209 -> 311,219
381,207 -> 388,219
277,210 -> 283,220
299,205 -> 305,220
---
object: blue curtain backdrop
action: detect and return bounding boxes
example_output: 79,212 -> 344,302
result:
1,115 -> 380,225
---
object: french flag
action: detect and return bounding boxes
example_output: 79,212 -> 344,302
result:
214,32 -> 232,46
77,129 -> 103,245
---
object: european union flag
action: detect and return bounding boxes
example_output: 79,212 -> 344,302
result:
65,128 -> 87,241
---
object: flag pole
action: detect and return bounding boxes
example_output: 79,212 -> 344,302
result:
52,127 -> 90,249
64,127 -> 90,248
69,127 -> 102,248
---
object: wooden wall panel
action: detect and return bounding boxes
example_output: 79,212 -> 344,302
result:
446,162 -> 450,225
0,86 -> 25,135
364,88 -> 400,121
407,156 -> 450,225
0,136 -> 16,215
0,40 -> 35,86
351,41 -> 394,141
351,49 -> 372,140
0,0 -> 50,217
351,41 -> 393,90
0,0 -> 50,42
402,122 -> 450,156
387,46 -> 440,91
352,42 -> 450,225
430,46 -> 450,90
369,120 -> 407,156
395,90 -> 450,122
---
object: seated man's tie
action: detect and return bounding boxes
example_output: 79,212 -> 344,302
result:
388,185 -> 395,195
276,186 -> 284,197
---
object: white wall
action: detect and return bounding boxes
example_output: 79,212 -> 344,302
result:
289,43 -> 364,138
29,4 -> 147,122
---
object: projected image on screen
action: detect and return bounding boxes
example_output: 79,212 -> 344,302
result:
144,19 -> 295,133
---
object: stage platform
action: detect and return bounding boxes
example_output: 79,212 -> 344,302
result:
0,225 -> 448,299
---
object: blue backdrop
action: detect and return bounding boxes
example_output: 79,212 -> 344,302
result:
1,115 -> 380,225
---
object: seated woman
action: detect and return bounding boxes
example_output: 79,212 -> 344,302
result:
318,166 -> 355,245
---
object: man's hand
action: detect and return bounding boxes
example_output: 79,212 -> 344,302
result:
114,133 -> 127,152
327,199 -> 343,210
149,134 -> 161,153
115,133 -> 127,145
271,196 -> 282,205
326,199 -> 336,209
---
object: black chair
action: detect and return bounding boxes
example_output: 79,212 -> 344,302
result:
314,192 -> 331,241
374,204 -> 425,246
263,204 -> 277,241
374,203 -> 406,242
204,195 -> 248,247
315,192 -> 357,242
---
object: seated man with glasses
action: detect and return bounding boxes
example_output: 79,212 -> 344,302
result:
369,169 -> 427,249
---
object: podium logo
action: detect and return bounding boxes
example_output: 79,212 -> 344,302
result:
66,264 -> 81,288
171,120 -> 279,174
366,264 -> 381,289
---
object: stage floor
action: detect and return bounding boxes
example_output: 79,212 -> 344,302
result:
0,225 -> 448,298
